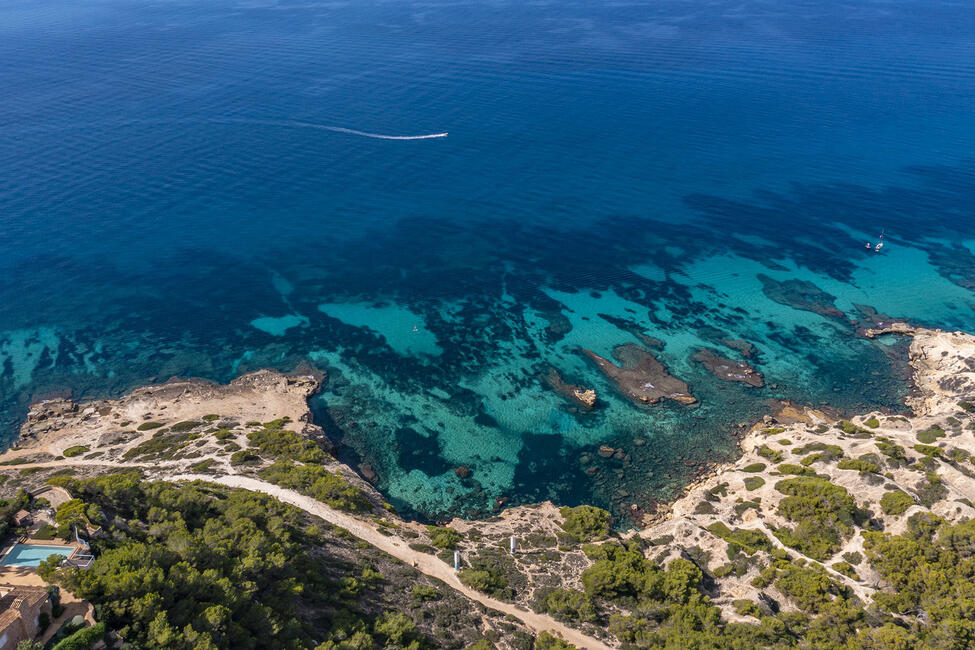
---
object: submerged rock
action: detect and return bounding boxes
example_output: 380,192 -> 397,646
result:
597,445 -> 616,458
758,273 -> 847,321
454,465 -> 472,479
597,313 -> 665,349
361,464 -> 378,483
722,338 -> 757,358
692,348 -> 764,387
583,344 -> 696,406
853,304 -> 916,338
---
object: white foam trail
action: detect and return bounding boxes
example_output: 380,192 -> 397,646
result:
302,123 -> 448,140
5,118 -> 449,141
231,119 -> 447,140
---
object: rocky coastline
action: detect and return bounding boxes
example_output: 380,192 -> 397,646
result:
3,325 -> 975,647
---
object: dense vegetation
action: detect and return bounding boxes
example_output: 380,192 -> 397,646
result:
771,477 -> 864,561
863,513 -> 975,648
558,505 -> 610,542
246,418 -> 328,463
37,472 -> 481,649
259,461 -> 372,513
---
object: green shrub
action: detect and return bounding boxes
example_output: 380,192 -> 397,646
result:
958,401 -> 975,413
427,525 -> 463,549
259,461 -> 371,513
773,477 -> 861,561
733,599 -> 761,618
537,587 -> 597,623
774,563 -> 839,613
189,459 -> 215,473
411,584 -> 441,601
837,457 -> 879,473
915,473 -> 948,507
51,622 -> 105,650
742,463 -> 766,473
170,421 -> 202,432
247,423 -> 328,463
800,453 -> 823,466
913,444 -> 943,458
559,505 -> 611,542
695,500 -> 717,514
743,477 -> 765,491
62,446 -> 89,458
535,632 -> 578,650
831,561 -> 858,580
875,439 -> 909,467
842,551 -> 862,565
122,428 -> 198,461
202,414 -> 221,422
136,421 -> 163,431
707,522 -> 772,554
710,482 -> 729,497
777,464 -> 819,477
838,420 -> 859,434
230,450 -> 260,465
757,445 -> 783,463
864,417 -> 880,429
734,500 -> 762,518
797,441 -> 843,454
917,426 -> 946,444
459,568 -> 509,598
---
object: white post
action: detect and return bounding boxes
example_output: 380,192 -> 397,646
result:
454,550 -> 460,570
510,536 -> 516,554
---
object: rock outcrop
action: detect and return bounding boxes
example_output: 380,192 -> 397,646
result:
692,348 -> 764,387
544,368 -> 598,409
16,369 -> 325,458
583,344 -> 696,405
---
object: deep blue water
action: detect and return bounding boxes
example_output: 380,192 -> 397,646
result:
2,0 -> 975,522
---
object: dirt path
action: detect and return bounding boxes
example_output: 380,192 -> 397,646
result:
751,521 -> 874,603
171,473 -> 614,650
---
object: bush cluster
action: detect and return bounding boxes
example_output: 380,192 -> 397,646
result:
259,461 -> 372,513
558,505 -> 610,542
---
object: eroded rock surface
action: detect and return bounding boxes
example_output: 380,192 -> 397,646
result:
545,368 -> 597,409
583,344 -> 696,405
18,369 -> 325,457
692,348 -> 764,387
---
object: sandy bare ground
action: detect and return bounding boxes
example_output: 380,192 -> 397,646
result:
171,474 -> 614,650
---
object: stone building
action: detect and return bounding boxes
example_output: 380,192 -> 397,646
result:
0,586 -> 52,649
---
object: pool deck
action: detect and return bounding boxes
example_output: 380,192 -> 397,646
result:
0,540 -> 81,570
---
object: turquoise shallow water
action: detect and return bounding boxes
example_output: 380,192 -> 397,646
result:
2,0 -> 975,522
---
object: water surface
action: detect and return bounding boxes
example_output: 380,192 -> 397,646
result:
2,0 -> 975,522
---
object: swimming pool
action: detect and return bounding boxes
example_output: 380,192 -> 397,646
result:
1,544 -> 74,567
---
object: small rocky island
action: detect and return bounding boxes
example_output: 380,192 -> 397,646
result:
2,326 -> 975,648
692,347 -> 764,387
583,343 -> 696,405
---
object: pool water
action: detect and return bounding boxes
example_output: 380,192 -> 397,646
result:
1,544 -> 74,567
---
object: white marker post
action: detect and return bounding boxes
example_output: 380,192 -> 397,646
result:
510,536 -> 516,554
454,550 -> 460,570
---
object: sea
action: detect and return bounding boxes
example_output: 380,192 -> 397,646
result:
2,0 -> 975,524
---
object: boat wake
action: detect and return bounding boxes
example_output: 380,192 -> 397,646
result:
236,119 -> 447,140
8,118 -> 449,141
301,123 -> 448,140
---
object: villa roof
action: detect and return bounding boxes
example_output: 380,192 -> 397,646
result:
0,585 -> 50,642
